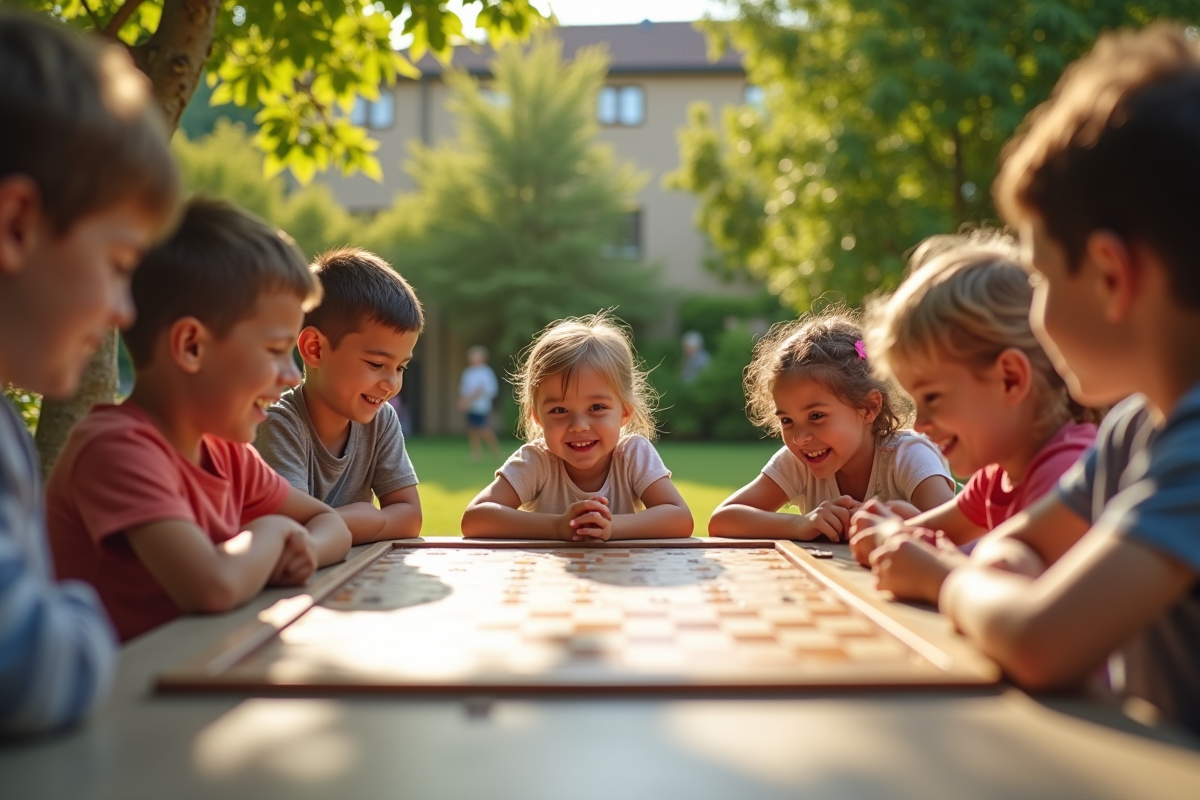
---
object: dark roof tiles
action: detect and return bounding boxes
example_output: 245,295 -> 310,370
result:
408,20 -> 744,77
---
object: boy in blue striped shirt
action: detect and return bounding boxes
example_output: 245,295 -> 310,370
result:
0,13 -> 178,734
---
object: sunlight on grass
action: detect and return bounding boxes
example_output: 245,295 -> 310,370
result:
407,437 -> 783,537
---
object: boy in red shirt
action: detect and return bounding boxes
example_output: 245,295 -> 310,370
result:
47,198 -> 352,641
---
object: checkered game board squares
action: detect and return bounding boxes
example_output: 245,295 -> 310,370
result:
217,545 -> 941,687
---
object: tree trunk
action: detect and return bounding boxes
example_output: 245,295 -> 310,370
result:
34,0 -> 219,475
951,127 -> 967,227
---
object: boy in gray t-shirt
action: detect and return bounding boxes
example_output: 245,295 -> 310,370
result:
256,248 -> 424,544
933,26 -> 1200,736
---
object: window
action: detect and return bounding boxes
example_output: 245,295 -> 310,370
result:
603,210 -> 642,260
350,91 -> 395,130
598,86 -> 644,126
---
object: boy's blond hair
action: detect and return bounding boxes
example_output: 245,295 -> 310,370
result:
0,12 -> 177,233
514,311 -> 657,442
865,230 -> 1099,436
745,306 -> 903,440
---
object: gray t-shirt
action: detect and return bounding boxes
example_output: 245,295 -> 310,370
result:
498,435 -> 671,515
255,386 -> 418,507
1057,386 -> 1200,736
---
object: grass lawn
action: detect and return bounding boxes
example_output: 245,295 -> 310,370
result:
405,436 -> 782,537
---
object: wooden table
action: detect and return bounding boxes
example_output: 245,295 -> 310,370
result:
3,542 -> 1199,800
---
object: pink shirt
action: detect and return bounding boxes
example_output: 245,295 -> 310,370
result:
46,402 -> 290,641
957,421 -> 1097,531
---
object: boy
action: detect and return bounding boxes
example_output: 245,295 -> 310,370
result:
0,13 -> 178,733
902,24 -> 1200,735
255,247 -> 423,544
46,198 -> 352,643
458,345 -> 502,463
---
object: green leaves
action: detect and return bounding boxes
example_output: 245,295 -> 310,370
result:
39,1 -> 548,184
672,0 -> 1196,312
374,34 -> 661,360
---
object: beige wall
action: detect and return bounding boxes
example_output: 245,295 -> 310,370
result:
321,71 -> 760,434
322,71 -> 755,296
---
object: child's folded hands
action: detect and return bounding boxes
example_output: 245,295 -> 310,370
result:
561,496 -> 612,542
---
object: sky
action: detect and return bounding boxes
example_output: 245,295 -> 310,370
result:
381,1 -> 734,49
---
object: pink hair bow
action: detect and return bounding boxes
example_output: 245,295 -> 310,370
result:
855,340 -> 867,360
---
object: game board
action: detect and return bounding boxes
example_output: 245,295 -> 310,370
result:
157,540 -> 999,694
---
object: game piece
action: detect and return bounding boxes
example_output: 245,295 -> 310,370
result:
157,540 -> 998,693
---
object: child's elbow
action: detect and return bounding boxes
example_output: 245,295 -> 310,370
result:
186,579 -> 244,615
986,619 -> 1083,692
707,507 -> 735,537
460,507 -> 485,537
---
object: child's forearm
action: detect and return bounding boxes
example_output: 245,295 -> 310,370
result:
377,500 -> 422,541
305,510 -> 352,565
708,505 -> 807,539
336,503 -> 386,543
461,504 -> 564,539
611,505 -> 693,540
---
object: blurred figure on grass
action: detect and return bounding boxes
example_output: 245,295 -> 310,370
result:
459,345 -> 502,463
680,330 -> 711,385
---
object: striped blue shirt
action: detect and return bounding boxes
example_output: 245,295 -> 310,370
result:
0,398 -> 116,734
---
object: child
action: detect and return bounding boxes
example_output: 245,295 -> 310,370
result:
46,198 -> 352,643
462,312 -> 692,541
928,25 -> 1200,735
0,13 -> 178,734
709,309 -> 955,541
847,232 -> 1098,604
458,344 -> 502,463
255,247 -> 423,544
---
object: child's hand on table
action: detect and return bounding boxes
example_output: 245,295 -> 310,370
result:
265,519 -> 318,586
798,496 -> 860,542
848,499 -> 916,565
869,531 -> 967,605
561,496 -> 612,542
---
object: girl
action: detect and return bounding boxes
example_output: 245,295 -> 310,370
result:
850,230 -> 1099,603
461,313 -> 693,541
709,309 -> 955,541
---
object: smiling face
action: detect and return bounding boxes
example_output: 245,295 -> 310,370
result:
0,197 -> 159,397
1022,215 -> 1132,407
892,354 -> 1024,479
532,364 -> 632,487
303,321 -> 419,425
191,289 -> 306,444
773,375 -> 877,481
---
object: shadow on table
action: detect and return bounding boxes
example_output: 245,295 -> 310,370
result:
321,557 -> 453,611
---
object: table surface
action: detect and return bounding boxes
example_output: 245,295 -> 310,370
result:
3,540 -> 1199,800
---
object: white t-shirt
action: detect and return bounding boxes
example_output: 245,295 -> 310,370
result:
761,429 -> 950,512
497,435 -> 671,515
459,364 -> 499,415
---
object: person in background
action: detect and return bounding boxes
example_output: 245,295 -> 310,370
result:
459,345 -> 502,463
680,330 -> 711,384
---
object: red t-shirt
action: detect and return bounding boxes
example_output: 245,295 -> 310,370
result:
957,421 -> 1097,531
46,402 -> 290,641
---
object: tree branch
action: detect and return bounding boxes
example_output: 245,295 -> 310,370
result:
78,0 -> 105,31
106,0 -> 148,36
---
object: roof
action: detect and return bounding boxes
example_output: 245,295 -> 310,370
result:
407,20 -> 744,78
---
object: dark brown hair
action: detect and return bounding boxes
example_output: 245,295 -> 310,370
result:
994,23 -> 1200,306
305,247 -> 424,347
123,197 -> 319,368
745,307 -> 902,440
0,11 -> 178,234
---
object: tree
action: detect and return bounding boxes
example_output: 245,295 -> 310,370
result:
14,0 -> 546,472
669,0 -> 1196,311
383,35 -> 662,358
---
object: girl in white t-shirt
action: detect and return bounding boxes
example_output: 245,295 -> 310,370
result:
462,312 -> 693,541
710,309 -> 954,541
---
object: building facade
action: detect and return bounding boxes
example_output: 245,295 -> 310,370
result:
318,22 -> 759,435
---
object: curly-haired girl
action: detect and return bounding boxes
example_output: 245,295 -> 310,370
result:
710,308 -> 954,541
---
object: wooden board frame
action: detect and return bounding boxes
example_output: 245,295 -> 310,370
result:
157,538 -> 999,695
